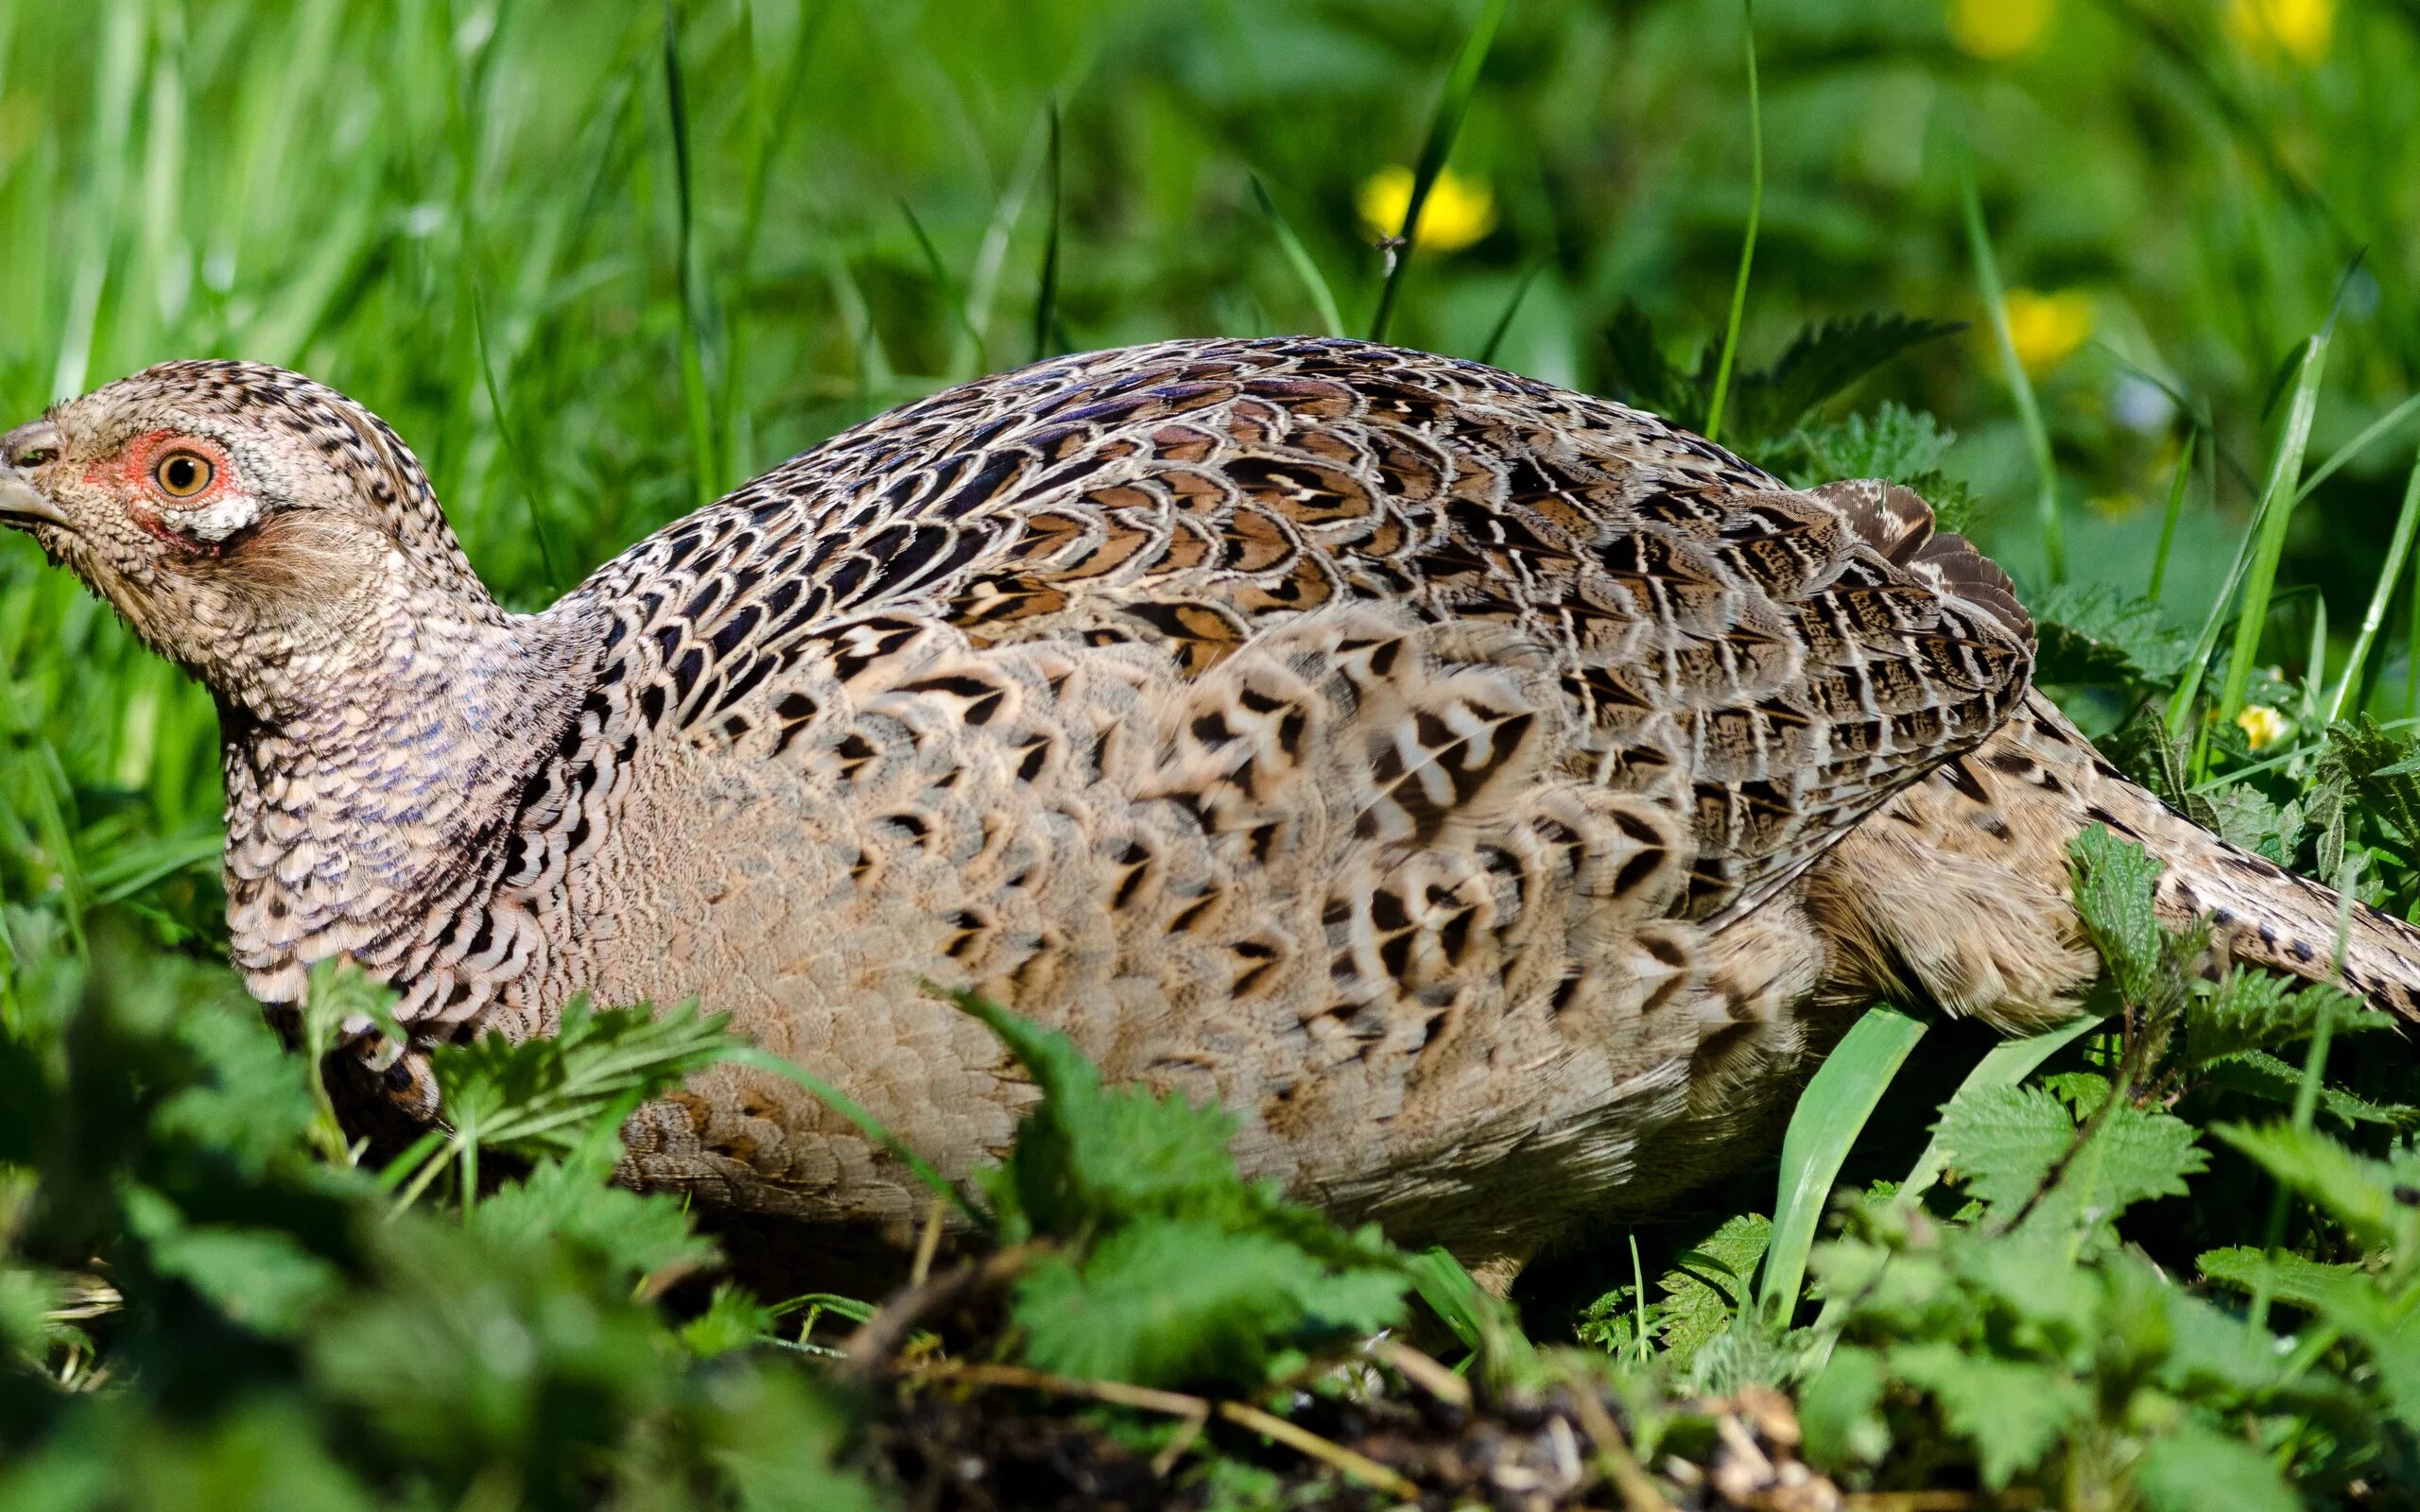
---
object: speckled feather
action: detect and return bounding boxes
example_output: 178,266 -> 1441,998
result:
11,336 -> 2417,1267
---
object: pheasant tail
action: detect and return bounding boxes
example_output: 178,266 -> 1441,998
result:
1811,682 -> 2420,1028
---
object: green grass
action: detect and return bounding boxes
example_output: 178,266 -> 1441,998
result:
3,0 -> 2420,1505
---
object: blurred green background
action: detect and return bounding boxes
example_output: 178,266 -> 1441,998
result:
0,0 -> 2412,949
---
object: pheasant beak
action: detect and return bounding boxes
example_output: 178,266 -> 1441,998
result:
0,421 -> 69,529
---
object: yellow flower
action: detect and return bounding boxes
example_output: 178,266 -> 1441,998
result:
2236,704 -> 2290,751
1357,165 -> 1496,253
2226,0 -> 2333,63
1949,0 -> 2052,59
2001,288 -> 2095,374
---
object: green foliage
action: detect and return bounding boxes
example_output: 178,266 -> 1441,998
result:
1580,822 -> 2418,1503
1578,1213 -> 1769,1365
1600,301 -> 1960,452
954,993 -> 1411,1391
2032,583 -> 2199,688
0,932 -> 878,1512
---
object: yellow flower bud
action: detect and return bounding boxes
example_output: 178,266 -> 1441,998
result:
1357,165 -> 1496,254
1949,0 -> 2053,59
2236,704 -> 2290,752
2226,0 -> 2333,64
2001,289 -> 2095,375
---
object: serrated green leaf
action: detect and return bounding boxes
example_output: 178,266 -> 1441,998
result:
1582,1214 -> 1771,1365
430,997 -> 738,1163
1013,1219 -> 1404,1388
2069,826 -> 2168,1005
1726,314 -> 1965,444
2320,717 -> 2420,846
1784,402 -> 1954,485
2214,1121 -> 2420,1249
1933,1085 -> 2203,1233
2036,1100 -> 2204,1234
123,1184 -> 342,1338
2202,1048 -> 2416,1127
2031,583 -> 2196,687
1888,1340 -> 2086,1488
2187,970 -> 2368,1066
2310,1280 -> 2420,1430
2132,1424 -> 2299,1512
1932,1085 -> 2076,1211
2197,1246 -> 2368,1309
1797,1345 -> 1891,1470
1600,309 -> 1958,446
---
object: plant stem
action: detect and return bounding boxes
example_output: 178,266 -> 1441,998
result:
1702,0 -> 1761,448
1961,166 -> 2065,583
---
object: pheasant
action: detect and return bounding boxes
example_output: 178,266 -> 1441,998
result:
3,337 -> 2415,1279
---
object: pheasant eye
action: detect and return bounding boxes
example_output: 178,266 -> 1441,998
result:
153,451 -> 214,500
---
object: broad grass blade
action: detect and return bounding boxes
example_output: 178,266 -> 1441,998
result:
1757,1002 -> 1927,1321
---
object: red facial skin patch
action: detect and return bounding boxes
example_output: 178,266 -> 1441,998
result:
112,431 -> 246,555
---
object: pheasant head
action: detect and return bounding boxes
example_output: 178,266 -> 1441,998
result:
0,360 -> 501,718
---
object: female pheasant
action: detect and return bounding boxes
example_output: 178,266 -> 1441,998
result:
3,338 -> 2414,1275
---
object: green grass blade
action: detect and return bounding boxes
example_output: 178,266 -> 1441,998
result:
2295,391 -> 2420,504
2219,333 -> 2330,720
2325,446 -> 2420,724
470,286 -> 564,593
1248,173 -> 1345,338
1895,1014 -> 2107,1207
1701,0 -> 1762,448
1030,99 -> 1063,364
1476,260 -> 1545,366
1757,1002 -> 1927,1321
663,2 -> 721,507
901,199 -> 990,367
2147,430 -> 2195,602
1365,0 -> 1511,344
1409,1246 -> 1534,1375
1960,166 -> 2065,583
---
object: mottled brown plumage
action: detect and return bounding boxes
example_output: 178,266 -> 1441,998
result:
3,337 -> 2412,1272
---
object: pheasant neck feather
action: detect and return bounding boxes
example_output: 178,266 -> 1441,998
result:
218,563 -> 596,1018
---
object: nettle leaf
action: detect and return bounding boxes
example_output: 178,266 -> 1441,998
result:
1600,301 -> 1690,421
1599,305 -> 1959,446
2068,826 -> 2167,1004
430,998 -> 737,1163
1731,315 -> 1965,444
2186,970 -> 2368,1066
2132,1423 -> 2299,1512
958,994 -> 1253,1239
1887,1339 -> 2087,1489
2213,1122 -> 2420,1250
1783,401 -> 1953,486
2039,1101 -> 2204,1233
2311,1280 -> 2420,1431
1796,1345 -> 1891,1471
2202,1049 -> 2418,1128
2197,1246 -> 2371,1310
1012,1219 -> 1404,1388
1950,1230 -> 2097,1343
2206,783 -> 2302,866
2031,584 -> 2195,688
121,1183 -> 342,1338
2320,718 -> 2420,848
1933,1086 -> 2203,1233
1933,1085 -> 2075,1212
1581,1213 -> 1772,1364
